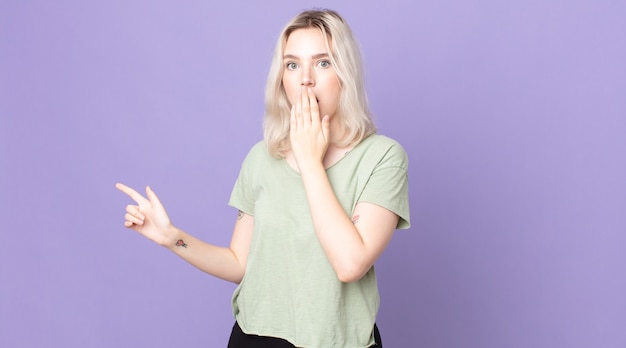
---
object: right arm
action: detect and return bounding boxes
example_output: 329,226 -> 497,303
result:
115,183 -> 253,284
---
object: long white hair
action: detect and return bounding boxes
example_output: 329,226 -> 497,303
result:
263,9 -> 376,157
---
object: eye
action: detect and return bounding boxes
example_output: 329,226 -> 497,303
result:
285,62 -> 298,70
317,60 -> 331,69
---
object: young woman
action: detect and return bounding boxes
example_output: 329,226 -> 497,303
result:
117,9 -> 410,348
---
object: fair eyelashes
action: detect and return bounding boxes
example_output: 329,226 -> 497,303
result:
284,59 -> 332,70
318,60 -> 331,68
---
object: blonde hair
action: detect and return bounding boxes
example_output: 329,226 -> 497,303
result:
263,9 -> 376,157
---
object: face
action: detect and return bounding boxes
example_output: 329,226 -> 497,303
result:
282,28 -> 341,119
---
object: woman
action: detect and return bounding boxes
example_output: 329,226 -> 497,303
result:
117,9 -> 410,347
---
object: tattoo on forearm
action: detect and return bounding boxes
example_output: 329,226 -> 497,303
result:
237,210 -> 244,220
352,214 -> 360,224
175,239 -> 188,248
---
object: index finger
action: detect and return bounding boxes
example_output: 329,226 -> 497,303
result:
307,88 -> 320,119
115,183 -> 149,205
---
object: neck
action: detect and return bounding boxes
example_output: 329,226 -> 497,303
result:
328,115 -> 350,147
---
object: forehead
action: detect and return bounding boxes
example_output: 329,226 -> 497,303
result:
284,28 -> 330,56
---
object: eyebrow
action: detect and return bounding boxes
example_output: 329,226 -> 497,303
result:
283,53 -> 329,60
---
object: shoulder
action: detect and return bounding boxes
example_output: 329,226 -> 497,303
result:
357,134 -> 409,169
241,140 -> 271,162
248,140 -> 268,155
239,140 -> 287,172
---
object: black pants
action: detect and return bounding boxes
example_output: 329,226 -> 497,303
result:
227,321 -> 383,347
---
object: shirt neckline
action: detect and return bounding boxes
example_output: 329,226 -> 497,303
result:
280,134 -> 375,175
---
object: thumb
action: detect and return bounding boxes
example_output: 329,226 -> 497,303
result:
145,185 -> 164,209
322,115 -> 331,139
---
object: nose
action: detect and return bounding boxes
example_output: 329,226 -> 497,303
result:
301,66 -> 315,87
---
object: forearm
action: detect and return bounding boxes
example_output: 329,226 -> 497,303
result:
164,227 -> 246,283
299,162 -> 369,282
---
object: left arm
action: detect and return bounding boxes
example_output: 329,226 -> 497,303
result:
290,87 -> 399,282
300,163 -> 399,282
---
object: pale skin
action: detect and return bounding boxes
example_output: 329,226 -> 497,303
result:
116,28 -> 399,283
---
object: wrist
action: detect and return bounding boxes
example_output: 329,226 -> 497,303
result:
297,158 -> 325,175
162,225 -> 183,248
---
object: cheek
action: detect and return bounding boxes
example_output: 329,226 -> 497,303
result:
323,75 -> 341,96
282,77 -> 298,105
326,81 -> 342,106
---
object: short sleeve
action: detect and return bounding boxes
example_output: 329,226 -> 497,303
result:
357,144 -> 411,229
228,144 -> 260,216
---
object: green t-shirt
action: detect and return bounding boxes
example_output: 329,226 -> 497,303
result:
228,134 -> 410,347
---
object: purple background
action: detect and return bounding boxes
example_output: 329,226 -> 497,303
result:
1,0 -> 625,347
